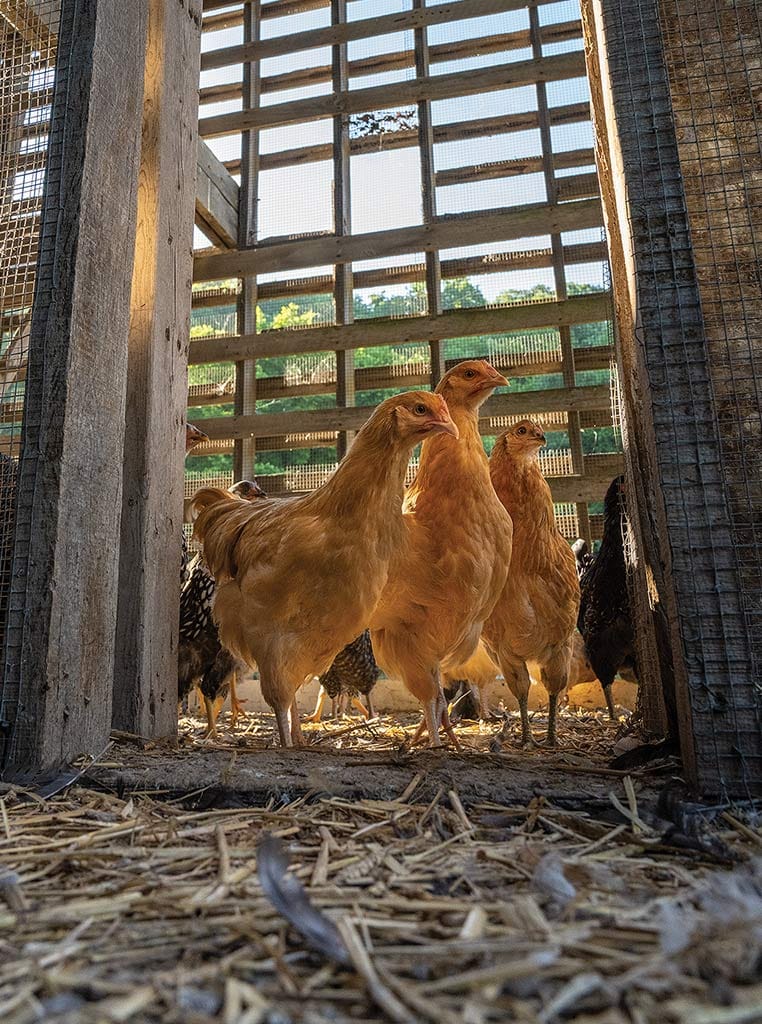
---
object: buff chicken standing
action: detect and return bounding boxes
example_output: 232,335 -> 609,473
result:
370,360 -> 513,747
192,391 -> 458,747
483,419 -> 580,746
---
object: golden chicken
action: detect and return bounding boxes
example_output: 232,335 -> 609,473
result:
370,360 -> 513,747
192,391 -> 458,747
483,419 -> 580,746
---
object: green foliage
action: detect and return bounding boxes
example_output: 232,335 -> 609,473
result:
188,278 -> 620,478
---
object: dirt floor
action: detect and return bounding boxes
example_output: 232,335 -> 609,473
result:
1,707 -> 761,1024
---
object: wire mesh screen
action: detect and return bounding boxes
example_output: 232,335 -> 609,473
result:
0,3 -> 60,713
587,0 -> 762,795
190,0 -> 623,541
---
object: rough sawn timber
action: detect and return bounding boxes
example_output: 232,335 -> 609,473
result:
0,0 -> 148,769
113,0 -> 202,739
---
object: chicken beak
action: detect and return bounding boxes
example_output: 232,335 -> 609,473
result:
490,371 -> 509,388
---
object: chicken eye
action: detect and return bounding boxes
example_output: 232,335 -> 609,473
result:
517,426 -> 527,435
464,369 -> 476,379
414,403 -> 427,415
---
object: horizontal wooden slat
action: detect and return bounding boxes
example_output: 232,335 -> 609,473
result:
201,0 -> 565,30
203,2 -> 574,69
190,293 -> 610,362
187,383 -> 612,442
216,102 -> 591,171
187,342 -> 612,406
200,20 -> 581,103
199,51 -> 587,137
436,147 -> 595,187
194,197 -> 603,279
190,238 -> 608,308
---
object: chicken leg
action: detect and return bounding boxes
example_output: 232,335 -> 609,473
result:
411,689 -> 461,750
306,685 -> 329,723
539,642 -> 573,747
202,694 -> 226,738
496,656 -> 535,747
228,672 -> 247,727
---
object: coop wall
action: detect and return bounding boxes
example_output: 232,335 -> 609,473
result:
0,2 -> 61,747
189,0 -> 624,545
583,0 -> 762,796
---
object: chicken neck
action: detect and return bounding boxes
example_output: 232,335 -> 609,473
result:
407,403 -> 490,512
491,451 -> 552,536
303,414 -> 413,537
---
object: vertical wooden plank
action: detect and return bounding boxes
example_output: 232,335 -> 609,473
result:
1,0 -> 148,769
333,0 -> 355,460
112,0 -> 203,737
413,0 -> 445,386
234,0 -> 260,481
528,5 -> 591,547
580,0 -> 762,794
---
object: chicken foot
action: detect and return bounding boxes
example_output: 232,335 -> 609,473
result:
411,691 -> 462,750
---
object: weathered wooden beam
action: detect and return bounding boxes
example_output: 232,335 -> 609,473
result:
230,20 -> 581,98
199,51 -> 587,138
436,148 -> 595,188
202,2 -> 573,68
581,0 -> 762,795
218,103 -> 592,170
187,343 -> 612,407
190,241 -> 607,306
195,137 -> 238,249
194,384 -> 611,442
1,0 -> 147,769
190,293 -> 610,363
112,0 -> 202,739
194,198 -> 603,279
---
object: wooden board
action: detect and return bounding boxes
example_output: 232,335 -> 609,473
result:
194,198 -> 604,279
112,0 -> 202,740
1,0 -> 148,769
195,138 -> 238,249
190,293 -> 610,363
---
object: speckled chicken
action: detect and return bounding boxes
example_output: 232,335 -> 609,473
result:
179,479 -> 265,736
307,630 -> 380,722
182,423 -> 209,586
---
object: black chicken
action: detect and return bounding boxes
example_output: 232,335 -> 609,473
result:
578,475 -> 637,720
306,631 -> 380,722
178,478 -> 265,736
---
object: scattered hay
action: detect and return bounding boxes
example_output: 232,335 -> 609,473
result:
0,748 -> 760,1024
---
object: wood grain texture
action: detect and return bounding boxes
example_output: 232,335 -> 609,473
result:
112,0 -> 202,738
1,0 -> 148,769
193,199 -> 604,280
195,138 -> 238,248
189,293 -> 611,363
199,51 -> 587,138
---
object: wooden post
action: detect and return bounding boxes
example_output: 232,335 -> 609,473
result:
581,0 -> 762,795
528,5 -> 591,548
0,0 -> 148,769
413,0 -> 445,386
112,0 -> 202,737
332,0 -> 355,460
233,0 -> 260,482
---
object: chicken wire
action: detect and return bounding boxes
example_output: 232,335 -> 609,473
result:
593,0 -> 762,795
193,0 -> 623,541
0,3 -> 60,727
